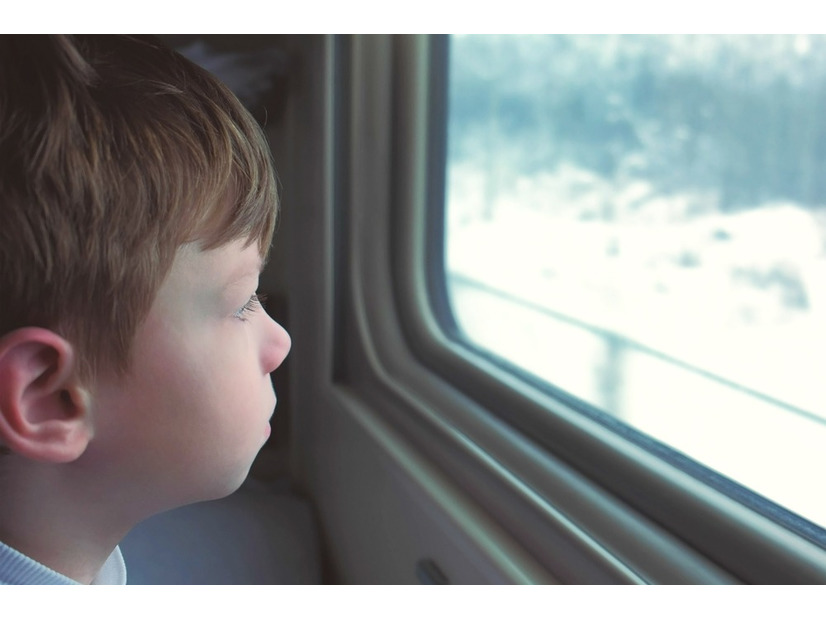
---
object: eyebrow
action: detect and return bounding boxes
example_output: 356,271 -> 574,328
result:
224,256 -> 264,289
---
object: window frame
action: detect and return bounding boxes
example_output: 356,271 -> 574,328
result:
333,33 -> 826,582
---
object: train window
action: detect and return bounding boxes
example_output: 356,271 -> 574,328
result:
443,35 -> 826,531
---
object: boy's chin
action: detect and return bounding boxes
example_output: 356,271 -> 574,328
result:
201,465 -> 257,503
160,461 -> 259,512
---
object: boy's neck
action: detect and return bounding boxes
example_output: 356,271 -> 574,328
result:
0,458 -> 128,584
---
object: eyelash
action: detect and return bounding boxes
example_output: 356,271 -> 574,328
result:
234,293 -> 266,321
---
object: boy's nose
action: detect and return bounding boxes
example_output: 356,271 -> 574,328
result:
263,317 -> 291,375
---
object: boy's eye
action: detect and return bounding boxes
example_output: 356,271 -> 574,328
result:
234,293 -> 266,321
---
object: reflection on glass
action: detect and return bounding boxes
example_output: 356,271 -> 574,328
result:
445,35 -> 826,529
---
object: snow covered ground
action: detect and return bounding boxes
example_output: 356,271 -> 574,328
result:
445,162 -> 826,528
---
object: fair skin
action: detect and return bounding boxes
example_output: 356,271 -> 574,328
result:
0,238 -> 291,583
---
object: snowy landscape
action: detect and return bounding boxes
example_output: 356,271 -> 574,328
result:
444,35 -> 826,529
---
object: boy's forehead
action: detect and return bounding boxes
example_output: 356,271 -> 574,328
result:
174,241 -> 263,287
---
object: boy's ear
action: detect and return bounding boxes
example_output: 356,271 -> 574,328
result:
0,328 -> 92,463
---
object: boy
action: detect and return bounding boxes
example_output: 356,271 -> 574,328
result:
0,35 -> 291,584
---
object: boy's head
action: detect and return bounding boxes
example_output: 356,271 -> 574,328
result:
0,35 -> 278,381
0,36 -> 290,510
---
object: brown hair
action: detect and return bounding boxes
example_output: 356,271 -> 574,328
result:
0,35 -> 278,381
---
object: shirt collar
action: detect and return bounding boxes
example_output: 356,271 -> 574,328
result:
0,539 -> 127,585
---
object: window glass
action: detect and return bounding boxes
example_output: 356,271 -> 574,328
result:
444,35 -> 826,530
